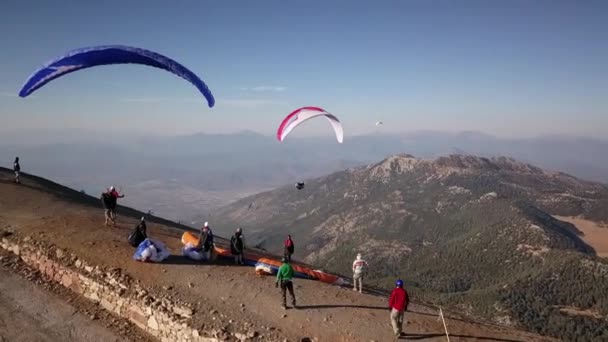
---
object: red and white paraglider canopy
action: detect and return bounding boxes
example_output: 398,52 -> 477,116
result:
276,106 -> 343,143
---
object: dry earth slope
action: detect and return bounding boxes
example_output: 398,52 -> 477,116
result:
0,167 -> 553,341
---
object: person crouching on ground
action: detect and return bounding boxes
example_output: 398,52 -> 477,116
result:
352,253 -> 368,293
230,227 -> 245,265
275,257 -> 296,310
388,279 -> 409,337
197,222 -> 214,261
128,216 -> 148,247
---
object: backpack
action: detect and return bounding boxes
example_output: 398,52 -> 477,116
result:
128,224 -> 147,247
101,192 -> 112,209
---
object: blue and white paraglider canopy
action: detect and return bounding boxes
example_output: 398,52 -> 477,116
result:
18,45 -> 215,108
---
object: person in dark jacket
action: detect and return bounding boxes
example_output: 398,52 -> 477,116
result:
13,157 -> 20,184
197,222 -> 214,261
128,217 -> 148,247
283,235 -> 295,263
230,228 -> 245,264
102,186 -> 124,226
388,279 -> 409,337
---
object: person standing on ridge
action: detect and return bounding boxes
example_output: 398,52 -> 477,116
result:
352,253 -> 368,293
275,257 -> 296,309
230,227 -> 245,265
13,157 -> 20,184
284,235 -> 295,263
197,222 -> 214,261
102,186 -> 124,226
388,279 -> 409,337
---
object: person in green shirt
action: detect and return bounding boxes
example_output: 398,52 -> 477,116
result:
275,257 -> 296,309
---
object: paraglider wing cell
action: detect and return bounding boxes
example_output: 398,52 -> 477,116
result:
18,45 -> 215,108
277,106 -> 343,143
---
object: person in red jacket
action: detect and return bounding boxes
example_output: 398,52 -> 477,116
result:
388,279 -> 409,337
283,235 -> 295,263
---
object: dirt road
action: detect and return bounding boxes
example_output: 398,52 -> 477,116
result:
0,266 -> 126,342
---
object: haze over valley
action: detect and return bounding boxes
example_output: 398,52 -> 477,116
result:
2,130 -> 607,223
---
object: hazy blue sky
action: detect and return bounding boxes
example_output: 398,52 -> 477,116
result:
1,0 -> 607,139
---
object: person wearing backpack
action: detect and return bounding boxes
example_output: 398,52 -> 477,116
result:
128,217 -> 148,247
230,227 -> 245,265
283,235 -> 295,263
13,157 -> 21,184
197,222 -> 214,261
101,186 -> 124,226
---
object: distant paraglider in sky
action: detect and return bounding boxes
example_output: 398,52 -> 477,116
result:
18,45 -> 215,108
295,182 -> 305,190
376,121 -> 383,126
277,106 -> 343,143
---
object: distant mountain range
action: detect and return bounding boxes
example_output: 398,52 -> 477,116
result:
1,130 -> 608,221
212,154 -> 608,341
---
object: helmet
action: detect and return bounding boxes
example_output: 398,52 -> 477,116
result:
356,253 -> 362,259
395,279 -> 403,287
204,221 -> 209,227
141,216 -> 145,221
236,228 -> 242,233
109,186 -> 115,191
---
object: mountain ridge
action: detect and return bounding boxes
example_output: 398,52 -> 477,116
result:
212,153 -> 608,340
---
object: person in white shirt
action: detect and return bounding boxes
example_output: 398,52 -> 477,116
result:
352,253 -> 368,293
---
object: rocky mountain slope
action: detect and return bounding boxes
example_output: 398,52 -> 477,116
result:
0,167 -> 552,342
213,154 -> 608,340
